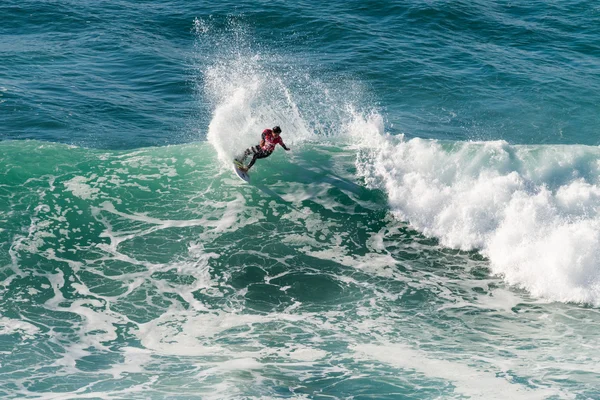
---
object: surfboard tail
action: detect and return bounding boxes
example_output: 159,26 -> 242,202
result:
233,162 -> 250,182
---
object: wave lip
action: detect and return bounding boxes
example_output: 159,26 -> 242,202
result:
358,136 -> 600,305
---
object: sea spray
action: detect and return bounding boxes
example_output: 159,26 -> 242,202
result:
193,17 -> 378,166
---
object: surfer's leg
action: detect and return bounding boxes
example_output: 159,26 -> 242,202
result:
246,150 -> 271,170
246,153 -> 259,170
236,145 -> 260,164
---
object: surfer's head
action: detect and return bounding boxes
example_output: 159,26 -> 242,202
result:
272,126 -> 282,135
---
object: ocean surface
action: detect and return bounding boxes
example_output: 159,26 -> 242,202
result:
1,1 -> 600,398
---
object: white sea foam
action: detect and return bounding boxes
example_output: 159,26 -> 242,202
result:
357,133 -> 600,305
0,316 -> 40,339
63,175 -> 101,200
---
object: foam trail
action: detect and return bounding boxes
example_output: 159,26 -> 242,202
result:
352,343 -> 559,399
357,135 -> 600,305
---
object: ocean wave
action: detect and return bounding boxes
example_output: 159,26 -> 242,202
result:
357,134 -> 600,304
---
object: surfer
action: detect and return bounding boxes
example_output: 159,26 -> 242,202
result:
235,126 -> 290,171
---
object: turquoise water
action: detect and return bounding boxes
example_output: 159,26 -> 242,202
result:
1,1 -> 600,398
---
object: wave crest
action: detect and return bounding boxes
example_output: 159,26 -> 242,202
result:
358,137 -> 600,304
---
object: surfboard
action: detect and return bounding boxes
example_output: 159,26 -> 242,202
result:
233,161 -> 250,182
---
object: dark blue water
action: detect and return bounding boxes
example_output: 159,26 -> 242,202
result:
1,1 -> 600,398
3,1 -> 599,147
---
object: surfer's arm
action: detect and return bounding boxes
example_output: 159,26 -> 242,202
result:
260,132 -> 267,148
280,139 -> 290,151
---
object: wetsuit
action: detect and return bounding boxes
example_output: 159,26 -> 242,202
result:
237,129 -> 290,170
